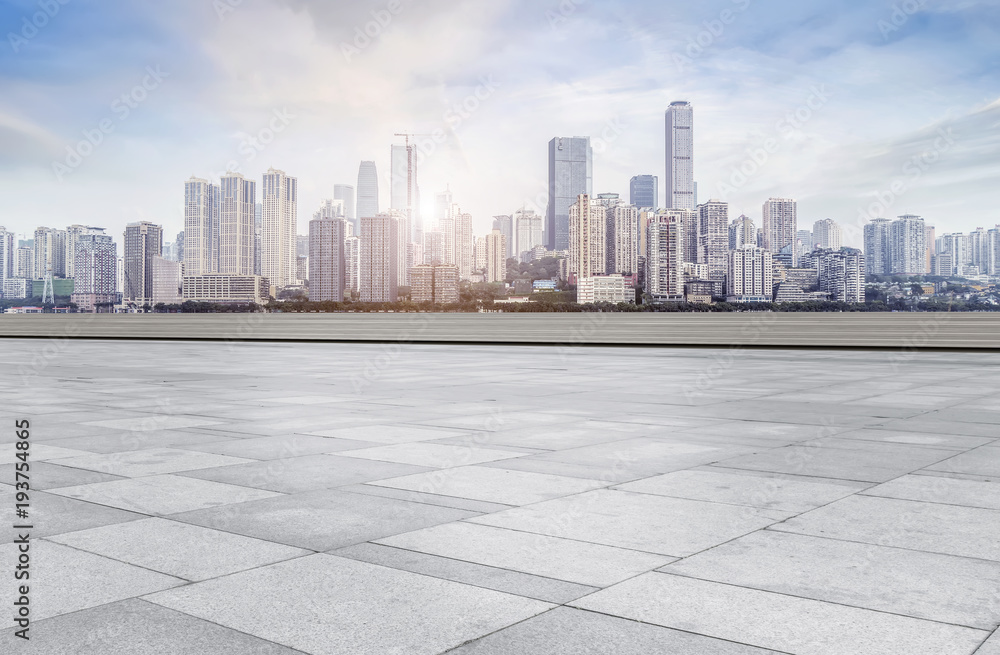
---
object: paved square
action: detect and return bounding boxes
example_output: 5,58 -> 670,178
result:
1,340 -> 998,654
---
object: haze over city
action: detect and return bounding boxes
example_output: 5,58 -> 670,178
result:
1,0 -> 998,243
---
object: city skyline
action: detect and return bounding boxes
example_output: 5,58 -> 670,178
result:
1,1 -> 997,244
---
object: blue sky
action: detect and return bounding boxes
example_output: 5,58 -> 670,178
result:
1,0 -> 998,245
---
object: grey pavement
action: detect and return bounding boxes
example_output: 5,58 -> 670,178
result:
1,339 -> 999,654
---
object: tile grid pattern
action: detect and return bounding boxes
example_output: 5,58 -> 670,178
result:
0,340 -> 999,654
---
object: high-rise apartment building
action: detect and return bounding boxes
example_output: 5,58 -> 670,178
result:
219,172 -> 257,277
547,137 -> 593,250
727,247 -> 773,302
356,161 -> 379,220
515,208 -> 543,262
64,225 -> 90,279
698,200 -> 729,284
72,228 -> 117,297
630,175 -> 658,210
665,102 -> 695,210
762,198 -> 797,253
391,143 -> 421,243
16,247 -> 33,280
0,228 -> 13,284
261,168 -> 297,287
729,215 -> 756,250
34,227 -> 68,279
410,265 -> 459,304
485,230 -> 507,283
568,194 -> 607,281
360,214 -> 398,303
308,217 -> 347,302
334,184 -> 356,231
184,177 -> 220,276
818,248 -> 866,303
123,221 -> 162,304
423,231 -> 444,266
863,218 -> 892,275
607,203 -> 639,276
151,257 -> 182,306
890,214 -> 927,275
455,211 -> 474,280
345,235 -> 361,295
645,212 -> 684,299
813,218 -> 843,250
474,236 -> 487,274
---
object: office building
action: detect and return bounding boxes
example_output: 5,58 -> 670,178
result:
261,168 -> 297,287
813,218 -> 843,250
334,184 -> 356,231
308,217 -> 346,302
568,194 -> 607,282
410,265 -> 459,304
727,248 -> 773,303
515,208 -> 544,262
729,215 -> 756,250
818,248 -> 866,303
151,256 -> 182,306
645,212 -> 684,299
485,230 -> 507,283
864,218 -> 892,275
630,175 -> 658,210
890,214 -> 927,275
360,214 -> 399,302
762,198 -> 797,254
123,221 -> 163,304
547,136 -> 593,250
184,177 -> 220,276
182,274 -> 270,304
698,200 -> 729,284
357,161 -> 379,220
578,275 -> 629,304
665,101 -> 695,210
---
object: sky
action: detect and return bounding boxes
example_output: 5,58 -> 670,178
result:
1,0 -> 999,247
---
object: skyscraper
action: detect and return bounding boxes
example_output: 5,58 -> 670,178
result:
72,227 -> 118,311
357,161 -> 379,220
454,211 -> 475,280
485,230 -> 507,284
813,218 -> 843,250
568,194 -> 607,281
818,248 -> 865,303
890,214 -> 927,275
261,168 -> 297,287
492,215 -> 514,260
360,214 -> 398,303
607,203 -> 639,276
34,227 -> 67,279
0,228 -> 13,284
514,208 -> 543,262
123,221 -> 162,304
665,102 -> 694,210
762,198 -> 798,253
727,248 -> 774,302
729,215 -> 756,250
863,218 -> 892,275
345,234 -> 361,295
219,172 -> 256,277
547,137 -> 593,250
391,143 -> 421,243
309,216 -> 347,302
184,177 -> 220,276
698,200 -> 729,284
630,175 -> 659,210
334,184 -> 356,231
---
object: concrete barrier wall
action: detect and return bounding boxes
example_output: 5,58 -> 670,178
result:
0,313 -> 997,350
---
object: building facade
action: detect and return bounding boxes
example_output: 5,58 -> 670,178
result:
360,214 -> 399,303
578,275 -> 629,304
727,247 -> 774,303
485,230 -> 507,283
698,200 -> 729,285
863,218 -> 892,275
762,198 -> 797,254
645,212 -> 684,299
182,274 -> 269,304
184,177 -> 220,276
410,265 -> 459,304
123,221 -> 163,304
890,214 -> 927,275
568,194 -> 607,282
547,136 -> 593,250
356,161 -> 380,221
309,217 -> 347,302
261,168 -> 297,287
818,248 -> 866,303
629,174 -> 658,210
219,172 -> 257,277
665,101 -> 695,210
813,218 -> 843,250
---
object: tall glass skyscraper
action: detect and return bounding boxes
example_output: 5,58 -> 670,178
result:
630,175 -> 658,210
665,102 -> 694,210
356,161 -> 380,221
546,136 -> 592,251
